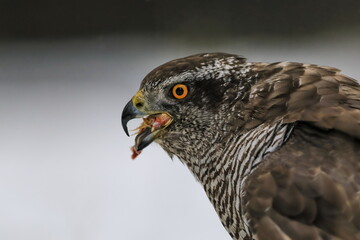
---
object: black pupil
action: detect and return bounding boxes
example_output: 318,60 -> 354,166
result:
175,87 -> 184,96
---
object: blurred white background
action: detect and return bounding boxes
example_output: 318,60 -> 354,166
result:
0,34 -> 359,240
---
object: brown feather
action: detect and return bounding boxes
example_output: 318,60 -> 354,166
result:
244,123 -> 360,240
249,62 -> 360,139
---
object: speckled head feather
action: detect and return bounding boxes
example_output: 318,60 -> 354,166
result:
122,53 -> 360,240
140,52 -> 247,88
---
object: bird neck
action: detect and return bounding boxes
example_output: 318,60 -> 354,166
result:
180,121 -> 294,239
187,121 -> 294,184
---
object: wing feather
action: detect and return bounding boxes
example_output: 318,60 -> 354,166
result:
242,62 -> 360,239
248,62 -> 360,139
243,123 -> 360,240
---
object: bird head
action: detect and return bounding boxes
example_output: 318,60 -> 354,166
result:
122,53 -> 256,159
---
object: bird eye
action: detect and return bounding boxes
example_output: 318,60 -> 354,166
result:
172,84 -> 188,99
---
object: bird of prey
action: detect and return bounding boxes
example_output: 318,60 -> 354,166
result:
121,53 -> 360,240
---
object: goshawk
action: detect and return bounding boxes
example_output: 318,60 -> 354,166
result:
122,53 -> 360,240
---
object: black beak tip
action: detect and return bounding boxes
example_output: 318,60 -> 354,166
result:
122,100 -> 144,137
122,120 -> 130,137
121,112 -> 131,137
121,101 -> 134,137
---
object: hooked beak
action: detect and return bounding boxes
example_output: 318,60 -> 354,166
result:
121,100 -> 146,136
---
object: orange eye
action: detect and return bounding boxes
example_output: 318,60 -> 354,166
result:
172,84 -> 188,99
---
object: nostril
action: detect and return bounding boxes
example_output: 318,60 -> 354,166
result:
135,102 -> 143,108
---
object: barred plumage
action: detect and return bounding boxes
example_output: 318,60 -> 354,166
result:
122,53 -> 360,240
